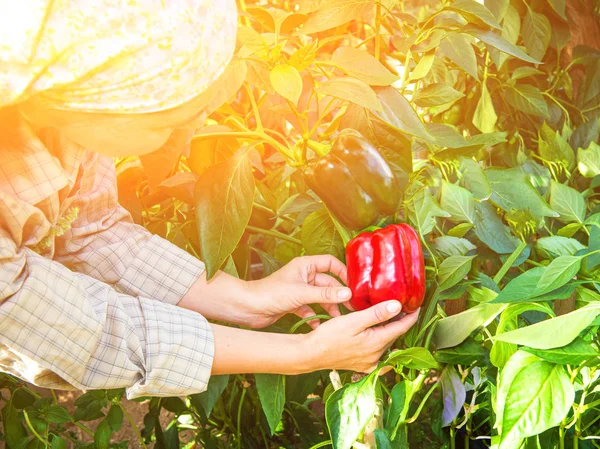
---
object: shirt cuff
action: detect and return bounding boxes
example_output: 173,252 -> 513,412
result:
117,235 -> 205,305
127,297 -> 215,399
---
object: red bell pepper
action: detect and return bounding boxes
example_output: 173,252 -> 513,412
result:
346,224 -> 425,313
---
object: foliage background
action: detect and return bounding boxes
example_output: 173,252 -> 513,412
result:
2,0 -> 600,448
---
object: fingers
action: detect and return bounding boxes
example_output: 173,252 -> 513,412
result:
347,300 -> 403,331
298,283 -> 352,308
376,309 -> 420,342
301,255 -> 348,284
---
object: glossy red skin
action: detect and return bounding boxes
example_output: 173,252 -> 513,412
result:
346,224 -> 425,313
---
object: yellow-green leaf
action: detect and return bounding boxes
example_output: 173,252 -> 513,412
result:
318,77 -> 382,111
270,64 -> 303,105
331,47 -> 399,86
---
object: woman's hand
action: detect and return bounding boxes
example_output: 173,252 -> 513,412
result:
210,300 -> 420,375
179,255 -> 353,329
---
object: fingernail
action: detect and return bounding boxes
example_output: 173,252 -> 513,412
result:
337,288 -> 351,299
387,301 -> 401,313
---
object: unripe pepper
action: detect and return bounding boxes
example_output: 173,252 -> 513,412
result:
346,224 -> 425,313
304,129 -> 401,231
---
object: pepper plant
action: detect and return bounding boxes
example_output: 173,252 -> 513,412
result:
2,0 -> 600,448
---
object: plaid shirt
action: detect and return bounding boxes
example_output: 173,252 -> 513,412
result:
0,110 -> 213,399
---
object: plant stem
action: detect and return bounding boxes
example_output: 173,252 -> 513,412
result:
246,225 -> 301,245
23,409 -> 48,446
494,241 -> 528,284
236,388 -> 247,449
374,1 -> 381,62
121,403 -> 148,449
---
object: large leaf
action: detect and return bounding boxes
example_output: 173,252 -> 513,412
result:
435,338 -> 486,365
546,0 -> 567,20
270,64 -> 303,105
486,168 -> 557,222
499,357 -> 574,449
447,0 -> 501,29
195,148 -> 255,279
433,303 -> 507,349
190,375 -> 230,418
407,188 -> 451,235
441,180 -> 475,223
535,255 -> 581,296
459,158 -> 492,200
505,84 -> 550,119
578,141 -> 600,178
385,347 -> 439,370
255,374 -> 286,435
549,181 -> 586,224
301,209 -> 344,260
440,366 -> 466,427
494,303 -> 600,349
438,33 -> 479,80
318,77 -> 382,111
473,83 -> 498,133
332,47 -> 398,86
326,370 -> 379,449
433,236 -> 477,257
490,267 -> 577,304
523,338 -> 600,365
522,8 -> 551,61
372,86 -> 433,141
437,255 -> 475,291
536,236 -> 586,257
474,201 -> 521,254
465,26 -> 540,64
299,0 -> 373,34
413,83 -> 465,107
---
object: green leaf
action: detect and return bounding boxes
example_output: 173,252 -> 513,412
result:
407,188 -> 451,235
522,8 -> 551,61
331,47 -> 398,86
447,0 -> 501,30
440,366 -> 466,427
301,209 -> 344,260
472,83 -> 498,133
486,168 -> 557,222
408,53 -> 435,81
535,255 -> 581,296
107,405 -> 124,432
586,213 -> 600,270
448,222 -> 475,238
195,148 -> 255,279
94,419 -> 112,449
299,0 -> 373,34
549,181 -> 586,224
578,141 -> 600,178
46,405 -> 71,424
440,181 -> 475,223
494,303 -> 600,349
490,267 -> 577,303
523,338 -> 600,365
255,374 -> 286,436
372,86 -> 433,141
385,347 -> 439,370
474,201 -> 521,254
51,436 -> 67,449
317,77 -> 382,111
546,0 -> 567,20
435,338 -> 486,365
190,375 -> 230,418
438,33 -> 479,80
433,236 -> 477,257
326,370 -> 379,449
270,64 -> 303,105
412,83 -> 465,107
2,402 -> 25,447
437,255 -> 475,291
459,158 -> 492,200
536,236 -> 586,257
485,0 -> 509,20
499,359 -> 574,448
538,122 -> 576,170
253,248 -> 284,276
505,84 -> 549,119
511,67 -> 545,81
465,26 -> 541,64
433,303 -> 507,349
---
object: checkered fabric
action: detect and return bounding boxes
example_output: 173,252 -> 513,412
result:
0,110 -> 213,398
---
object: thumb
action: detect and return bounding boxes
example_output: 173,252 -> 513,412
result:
299,285 -> 352,305
351,300 -> 402,330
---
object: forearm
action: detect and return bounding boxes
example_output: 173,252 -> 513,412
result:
210,324 -> 317,375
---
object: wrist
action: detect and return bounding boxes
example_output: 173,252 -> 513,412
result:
296,332 -> 324,373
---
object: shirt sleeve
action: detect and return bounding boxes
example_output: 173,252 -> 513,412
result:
0,228 -> 214,399
53,152 -> 204,305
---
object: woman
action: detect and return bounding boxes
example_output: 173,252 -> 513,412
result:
0,0 -> 418,399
